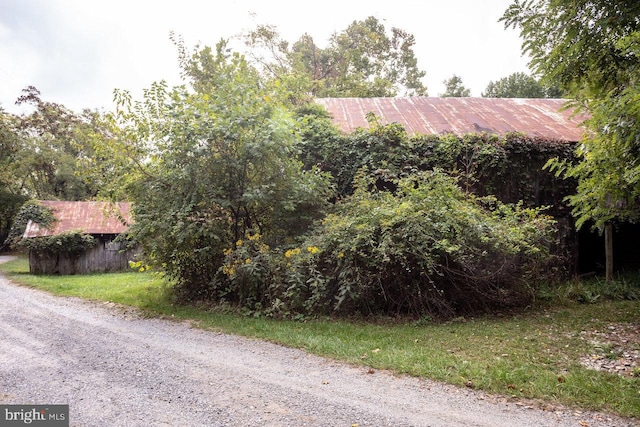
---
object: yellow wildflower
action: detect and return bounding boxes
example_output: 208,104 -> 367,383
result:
285,248 -> 301,258
222,264 -> 236,276
259,243 -> 270,253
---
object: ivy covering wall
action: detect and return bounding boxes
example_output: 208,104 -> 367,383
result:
297,110 -> 578,214
296,109 -> 580,272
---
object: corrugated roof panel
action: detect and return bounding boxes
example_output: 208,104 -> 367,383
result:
23,201 -> 132,238
314,97 -> 587,142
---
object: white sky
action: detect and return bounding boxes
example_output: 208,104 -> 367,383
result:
0,0 -> 530,114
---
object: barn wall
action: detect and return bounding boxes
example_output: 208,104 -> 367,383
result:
29,251 -> 58,275
28,235 -> 140,275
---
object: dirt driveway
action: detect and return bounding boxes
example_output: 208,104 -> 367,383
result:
0,256 -> 635,426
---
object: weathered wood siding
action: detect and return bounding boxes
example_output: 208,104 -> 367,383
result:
28,236 -> 140,275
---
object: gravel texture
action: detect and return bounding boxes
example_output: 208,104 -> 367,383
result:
0,256 -> 637,427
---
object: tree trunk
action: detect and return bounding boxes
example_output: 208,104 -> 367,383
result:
605,222 -> 613,282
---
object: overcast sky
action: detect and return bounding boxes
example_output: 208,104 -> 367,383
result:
0,0 -> 530,114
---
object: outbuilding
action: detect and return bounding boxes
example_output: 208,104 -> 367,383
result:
22,201 -> 138,274
315,97 -> 639,275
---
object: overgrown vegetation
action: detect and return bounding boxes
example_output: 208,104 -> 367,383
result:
220,171 -> 560,318
81,41 -> 577,319
6,200 -> 98,260
105,42 -> 332,303
16,231 -> 97,255
503,0 -> 640,280
296,110 -> 577,209
1,256 -> 638,419
4,4 -> 636,321
3,61 -> 578,320
4,200 -> 56,248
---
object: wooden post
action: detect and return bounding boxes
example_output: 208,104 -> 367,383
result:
605,222 -> 613,282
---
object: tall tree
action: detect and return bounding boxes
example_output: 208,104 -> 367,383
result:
440,75 -> 471,97
502,0 -> 640,279
0,89 -> 115,249
110,40 -> 332,300
0,109 -> 28,249
502,1 -> 640,99
482,72 -> 561,98
9,87 -> 104,201
243,17 -> 428,101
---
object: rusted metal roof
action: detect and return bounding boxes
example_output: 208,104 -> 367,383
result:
314,97 -> 587,141
23,201 -> 132,238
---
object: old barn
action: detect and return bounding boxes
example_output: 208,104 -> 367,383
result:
22,201 -> 138,275
315,97 -> 639,274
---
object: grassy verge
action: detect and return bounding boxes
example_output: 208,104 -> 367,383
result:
1,255 -> 638,419
0,257 -> 169,309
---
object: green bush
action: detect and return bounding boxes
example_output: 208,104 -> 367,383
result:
217,233 -> 328,317
220,233 -> 274,308
17,231 -> 97,255
221,170 -> 561,318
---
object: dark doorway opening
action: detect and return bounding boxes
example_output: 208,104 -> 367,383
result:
578,222 -> 640,275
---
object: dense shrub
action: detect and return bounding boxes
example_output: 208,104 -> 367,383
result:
221,171 -> 560,318
17,231 -> 97,255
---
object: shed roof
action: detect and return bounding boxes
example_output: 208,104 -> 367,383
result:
314,97 -> 587,142
23,201 -> 132,238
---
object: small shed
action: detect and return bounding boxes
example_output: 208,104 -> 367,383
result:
22,201 -> 138,275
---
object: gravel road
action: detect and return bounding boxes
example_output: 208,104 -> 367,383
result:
0,255 -> 636,427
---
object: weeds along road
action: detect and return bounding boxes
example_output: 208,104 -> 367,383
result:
0,258 -> 635,427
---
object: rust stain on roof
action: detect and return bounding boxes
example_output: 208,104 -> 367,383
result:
314,97 -> 587,142
23,201 -> 132,238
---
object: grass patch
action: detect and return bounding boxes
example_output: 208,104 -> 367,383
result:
537,273 -> 640,305
0,256 -> 169,310
1,255 -> 639,419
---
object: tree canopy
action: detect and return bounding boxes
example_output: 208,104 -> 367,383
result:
0,88 -> 116,248
502,0 -> 640,230
482,72 -> 562,98
243,16 -> 428,101
5,87 -> 111,201
440,75 -> 470,97
502,0 -> 640,99
108,40 -> 332,300
0,109 -> 28,249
